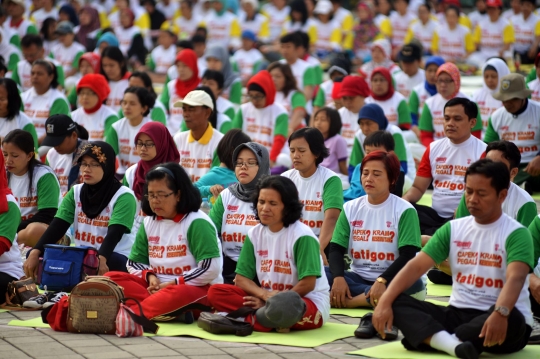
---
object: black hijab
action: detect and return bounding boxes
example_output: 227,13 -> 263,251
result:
77,141 -> 122,219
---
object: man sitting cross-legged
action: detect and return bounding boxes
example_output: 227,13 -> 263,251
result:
373,159 -> 535,359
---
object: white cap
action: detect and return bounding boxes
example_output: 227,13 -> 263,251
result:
314,0 -> 333,14
173,90 -> 214,110
241,0 -> 259,8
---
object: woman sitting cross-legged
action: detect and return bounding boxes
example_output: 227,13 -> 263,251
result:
106,163 -> 223,321
207,176 -> 330,332
326,150 -> 425,340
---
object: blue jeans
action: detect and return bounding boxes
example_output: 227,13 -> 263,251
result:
325,267 -> 425,304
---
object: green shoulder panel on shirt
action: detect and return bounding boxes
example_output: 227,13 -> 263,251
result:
418,103 -> 434,132
180,122 -> 188,132
483,118 -> 500,143
219,120 -> 232,134
409,90 -> 420,116
397,207 -> 421,249
392,132 -> 407,162
151,108 -> 167,125
349,137 -> 364,168
27,25 -> 38,34
106,127 -> 120,154
473,103 -> 483,131
313,87 -> 326,107
293,235 -> 322,280
526,67 -> 537,83
397,100 -> 412,125
322,175 -> 343,211
37,172 -> 60,210
50,98 -> 70,116
104,114 -> 120,141
160,83 -> 170,109
128,221 -> 150,265
232,108 -> 244,129
208,194 -> 225,233
274,113 -> 289,137
528,216 -> 540,268
330,210 -> 351,249
229,81 -> 243,105
505,227 -> 534,270
235,234 -> 257,279
109,192 -> 137,231
313,65 -> 323,85
72,52 -> 84,70
8,53 -> 19,73
9,34 -> 20,48
22,123 -> 38,149
212,149 -> 220,168
517,202 -> 538,228
186,218 -> 221,262
303,66 -> 317,87
422,221 -> 451,264
232,61 -> 239,73
454,194 -> 469,219
11,67 -> 20,87
122,176 -> 129,187
291,91 -> 306,110
146,57 -> 156,71
55,66 -> 65,87
55,187 -> 76,224
67,87 -> 77,107
0,202 -> 21,243
224,107 -> 235,121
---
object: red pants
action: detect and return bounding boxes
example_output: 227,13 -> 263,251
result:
207,284 -> 324,332
106,271 -> 211,321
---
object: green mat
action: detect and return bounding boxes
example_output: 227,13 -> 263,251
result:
348,341 -> 540,358
427,280 -> 452,297
8,317 -> 356,347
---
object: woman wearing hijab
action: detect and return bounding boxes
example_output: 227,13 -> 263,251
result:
350,3 -> 380,63
209,142 -> 270,284
360,39 -> 400,81
123,122 -> 180,235
75,6 -> 101,51
0,151 -> 24,299
160,49 -> 200,135
115,8 -> 147,67
419,62 -> 482,147
24,141 -> 137,278
471,58 -> 510,139
58,4 -> 79,27
365,67 -> 412,131
66,52 -> 102,108
205,45 -> 242,105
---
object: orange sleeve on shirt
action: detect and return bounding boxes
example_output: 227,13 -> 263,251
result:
416,145 -> 432,178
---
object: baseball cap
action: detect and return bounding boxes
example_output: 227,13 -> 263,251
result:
314,0 -> 333,14
242,30 -> 257,42
492,73 -> 533,102
42,115 -> 77,147
399,43 -> 422,63
173,90 -> 214,110
486,0 -> 502,7
255,291 -> 306,329
55,21 -> 74,35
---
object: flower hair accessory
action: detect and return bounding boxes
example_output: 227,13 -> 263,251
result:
78,143 -> 107,164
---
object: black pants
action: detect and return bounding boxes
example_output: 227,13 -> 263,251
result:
108,252 -> 128,272
392,294 -> 531,354
412,204 -> 453,236
0,272 -> 18,303
530,290 -> 540,317
222,255 -> 237,285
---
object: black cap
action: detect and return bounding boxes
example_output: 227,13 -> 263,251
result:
399,43 -> 422,63
42,114 -> 77,147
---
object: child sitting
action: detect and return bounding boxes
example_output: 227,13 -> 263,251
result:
52,21 -> 86,87
146,22 -> 177,83
313,107 -> 349,181
232,30 -> 264,85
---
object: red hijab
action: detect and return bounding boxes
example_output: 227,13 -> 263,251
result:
0,152 -> 12,214
370,67 -> 395,101
78,52 -> 101,74
175,49 -> 200,98
132,122 -> 180,200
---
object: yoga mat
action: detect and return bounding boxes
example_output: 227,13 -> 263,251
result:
348,341 -> 540,358
416,193 -> 432,207
426,299 -> 449,307
9,317 -> 357,347
427,280 -> 452,297
330,307 -> 372,318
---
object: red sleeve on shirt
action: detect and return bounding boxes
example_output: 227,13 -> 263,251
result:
270,135 -> 286,162
416,145 -> 433,178
420,130 -> 434,147
399,123 -> 411,130
471,130 -> 481,139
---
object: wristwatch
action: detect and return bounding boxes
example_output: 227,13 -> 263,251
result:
494,306 -> 510,317
376,277 -> 387,285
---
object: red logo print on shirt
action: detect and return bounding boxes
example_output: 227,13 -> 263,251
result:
257,250 -> 268,257
436,157 -> 447,163
227,205 -> 239,212
149,236 -> 160,244
178,235 -> 183,242
386,221 -> 392,228
453,240 -> 472,249
351,220 -> 364,228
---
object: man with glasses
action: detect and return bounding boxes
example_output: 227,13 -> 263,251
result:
173,90 -> 224,182
232,70 -> 288,166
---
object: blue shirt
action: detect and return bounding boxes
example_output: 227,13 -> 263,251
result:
195,166 -> 237,198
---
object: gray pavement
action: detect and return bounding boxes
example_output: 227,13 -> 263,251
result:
0,294 -> 451,359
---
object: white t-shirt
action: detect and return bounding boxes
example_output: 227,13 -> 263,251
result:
111,117 -> 151,175
21,88 -> 69,138
0,113 -> 34,140
338,107 -> 360,156
205,11 -> 239,48
0,195 -> 24,279
471,88 -> 502,139
476,17 -> 513,58
435,24 -> 471,62
389,11 -> 417,48
165,79 -> 185,135
423,92 -> 470,141
175,15 -> 202,40
106,78 -> 130,113
237,101 -> 288,151
261,3 -> 290,41
173,126 -> 223,182
156,1 -> 179,20
510,13 -> 540,53
418,136 -> 487,218
115,26 -> 141,57
469,10 -> 488,29
239,13 -> 269,42
72,105 -> 118,141
232,48 -> 264,83
530,78 -> 540,102
488,100 -> 540,163
394,69 -> 425,100
46,148 -> 74,197
408,19 -> 437,51
150,45 -> 177,74
247,221 -> 330,323
52,41 -> 85,74
31,8 -> 58,30
279,58 -> 312,91
365,92 -> 410,127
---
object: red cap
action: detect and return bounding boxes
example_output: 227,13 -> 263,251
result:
331,81 -> 343,100
486,0 -> 502,7
77,74 -> 111,104
338,76 -> 370,98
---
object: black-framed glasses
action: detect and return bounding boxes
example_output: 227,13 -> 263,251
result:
144,192 -> 175,200
234,161 -> 259,168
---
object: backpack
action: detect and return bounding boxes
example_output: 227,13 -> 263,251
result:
39,245 -> 99,291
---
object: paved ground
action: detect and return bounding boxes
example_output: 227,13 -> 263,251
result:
0,294 -> 450,359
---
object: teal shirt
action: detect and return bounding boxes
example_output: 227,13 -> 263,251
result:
194,166 -> 237,198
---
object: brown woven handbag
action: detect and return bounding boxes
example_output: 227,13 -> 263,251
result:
67,276 -> 124,334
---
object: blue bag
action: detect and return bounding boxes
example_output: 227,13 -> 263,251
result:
41,245 -> 89,291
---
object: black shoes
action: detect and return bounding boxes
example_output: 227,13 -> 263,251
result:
455,341 -> 479,359
427,268 -> 453,285
354,313 -> 398,341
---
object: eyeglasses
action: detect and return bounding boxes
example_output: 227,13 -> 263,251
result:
144,192 -> 175,200
436,79 -> 454,85
80,162 -> 101,169
136,142 -> 155,149
247,94 -> 265,101
234,161 -> 259,168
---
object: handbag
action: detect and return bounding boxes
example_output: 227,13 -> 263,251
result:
115,298 -> 158,337
5,277 -> 39,307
